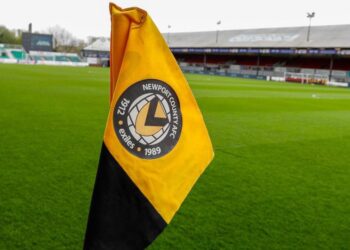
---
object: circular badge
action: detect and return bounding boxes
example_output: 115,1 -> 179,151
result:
113,79 -> 182,159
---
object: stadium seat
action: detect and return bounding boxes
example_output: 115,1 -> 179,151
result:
44,56 -> 54,61
55,55 -> 69,62
32,55 -> 42,61
68,56 -> 81,62
11,50 -> 26,60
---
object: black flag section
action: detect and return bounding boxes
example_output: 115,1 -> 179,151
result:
84,143 -> 167,250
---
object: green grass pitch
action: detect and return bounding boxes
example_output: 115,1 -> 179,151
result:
0,64 -> 350,249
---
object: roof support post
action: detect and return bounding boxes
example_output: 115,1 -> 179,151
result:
329,55 -> 334,81
256,54 -> 260,77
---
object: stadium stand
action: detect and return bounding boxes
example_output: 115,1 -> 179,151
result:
0,43 -> 87,66
0,44 -> 27,63
28,51 -> 87,66
0,26 -> 87,67
1,24 -> 350,85
166,24 -> 350,85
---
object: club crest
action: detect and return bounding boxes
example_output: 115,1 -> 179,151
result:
114,79 -> 182,159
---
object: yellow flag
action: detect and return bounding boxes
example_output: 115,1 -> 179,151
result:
84,3 -> 214,249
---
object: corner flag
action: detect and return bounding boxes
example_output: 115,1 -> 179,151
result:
84,3 -> 214,249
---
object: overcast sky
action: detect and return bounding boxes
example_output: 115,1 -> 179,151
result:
1,0 -> 350,40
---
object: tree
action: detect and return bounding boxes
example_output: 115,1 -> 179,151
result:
0,26 -> 21,44
45,25 -> 84,52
